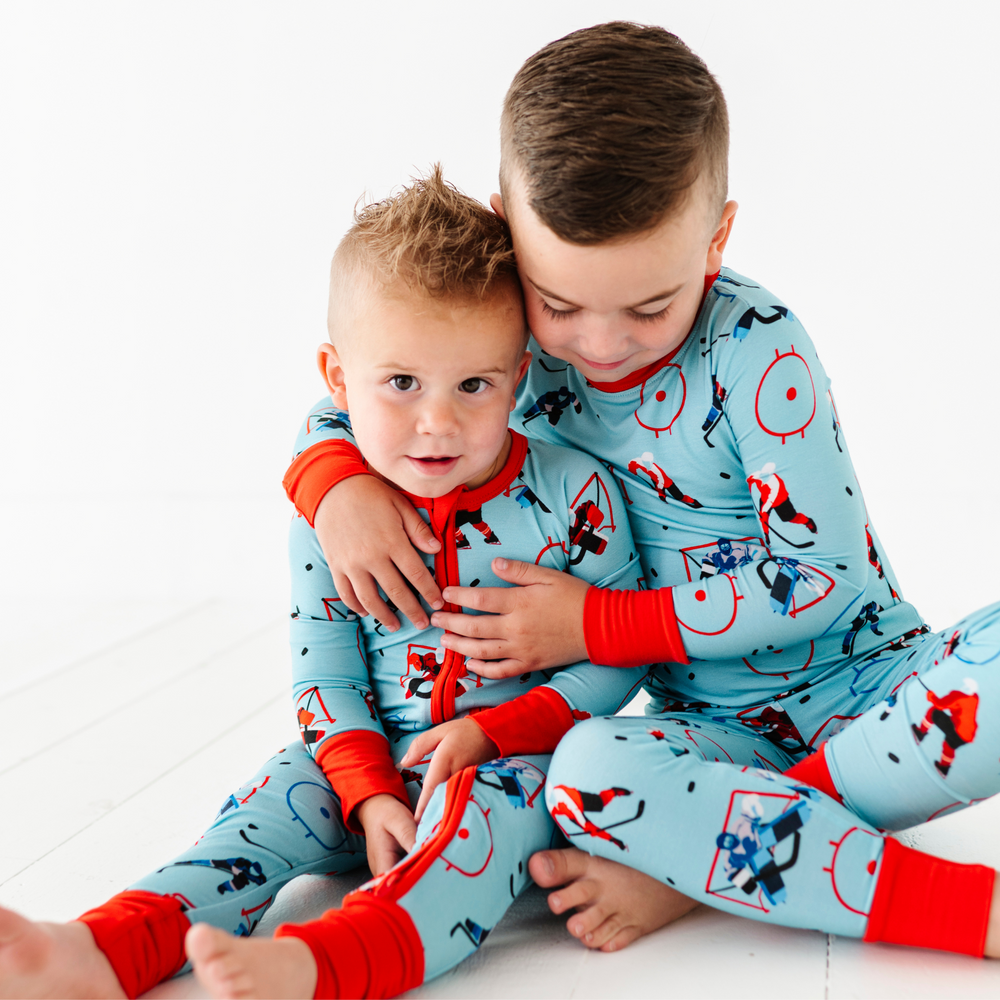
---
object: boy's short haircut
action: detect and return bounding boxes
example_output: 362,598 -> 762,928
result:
500,21 -> 729,245
329,165 -> 522,342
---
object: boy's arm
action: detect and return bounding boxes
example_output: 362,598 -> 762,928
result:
285,397 -> 442,631
289,511 -> 409,833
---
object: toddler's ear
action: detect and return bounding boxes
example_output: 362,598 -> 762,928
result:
490,192 -> 506,220
317,343 -> 349,410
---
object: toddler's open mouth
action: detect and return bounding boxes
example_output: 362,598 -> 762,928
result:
407,455 -> 460,476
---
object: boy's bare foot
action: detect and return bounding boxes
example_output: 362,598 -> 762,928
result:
186,923 -> 317,999
0,905 -> 125,999
529,847 -> 699,952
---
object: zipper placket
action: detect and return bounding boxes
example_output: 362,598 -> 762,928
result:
426,490 -> 467,724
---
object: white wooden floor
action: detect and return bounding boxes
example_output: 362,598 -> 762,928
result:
4,600 -> 1000,999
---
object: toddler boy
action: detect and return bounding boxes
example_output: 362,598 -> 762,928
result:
0,168 -> 651,999
288,23 -> 1000,960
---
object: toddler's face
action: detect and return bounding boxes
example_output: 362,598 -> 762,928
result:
494,174 -> 734,384
321,288 -> 530,498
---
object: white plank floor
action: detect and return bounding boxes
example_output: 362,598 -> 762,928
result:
3,600 -> 1000,999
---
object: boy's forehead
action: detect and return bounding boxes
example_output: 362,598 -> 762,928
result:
352,286 -> 525,367
505,174 -> 712,308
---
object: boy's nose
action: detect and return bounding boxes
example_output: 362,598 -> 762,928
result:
415,398 -> 461,436
575,317 -> 630,362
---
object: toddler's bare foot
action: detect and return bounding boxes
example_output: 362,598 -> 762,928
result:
186,923 -> 317,999
529,847 -> 699,952
0,905 -> 125,999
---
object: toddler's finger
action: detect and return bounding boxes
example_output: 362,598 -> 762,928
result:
332,573 -> 366,618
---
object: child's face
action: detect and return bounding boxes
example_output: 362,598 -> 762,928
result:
492,175 -> 736,382
319,287 -> 531,498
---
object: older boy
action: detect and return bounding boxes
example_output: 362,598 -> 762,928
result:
287,23 -> 1000,960
0,170 -> 652,999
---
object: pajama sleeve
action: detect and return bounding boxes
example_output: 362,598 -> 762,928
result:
289,511 -> 408,829
649,306 -> 875,662
283,398 -> 369,524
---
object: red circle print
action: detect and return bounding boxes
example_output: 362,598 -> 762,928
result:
695,590 -> 707,601
786,387 -> 797,400
458,828 -> 469,839
655,390 -> 666,401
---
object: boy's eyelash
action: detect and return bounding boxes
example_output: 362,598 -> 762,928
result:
540,301 -> 577,320
629,305 -> 671,323
541,301 -> 670,323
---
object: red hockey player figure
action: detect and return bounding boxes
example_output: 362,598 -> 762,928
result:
549,784 -> 645,852
628,452 -> 702,508
911,678 -> 980,776
746,462 -> 817,544
455,506 -> 500,549
568,499 -> 609,564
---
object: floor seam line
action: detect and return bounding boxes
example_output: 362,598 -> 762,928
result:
0,689 -> 288,889
0,599 -> 219,703
825,932 -> 832,999
0,616 -> 285,779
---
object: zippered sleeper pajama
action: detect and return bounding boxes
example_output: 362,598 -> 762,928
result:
77,432 -> 650,998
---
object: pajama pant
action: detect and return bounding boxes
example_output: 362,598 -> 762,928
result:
129,729 -> 557,983
547,601 -> 1000,939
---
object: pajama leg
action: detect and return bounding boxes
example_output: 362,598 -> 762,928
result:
545,715 -> 885,937
276,754 -> 559,996
821,600 -> 1000,831
78,742 -> 367,996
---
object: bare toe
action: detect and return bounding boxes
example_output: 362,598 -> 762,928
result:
187,924 -> 315,1000
529,847 -> 590,888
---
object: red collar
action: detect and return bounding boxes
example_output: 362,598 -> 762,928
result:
401,430 -> 528,513
586,270 -> 720,394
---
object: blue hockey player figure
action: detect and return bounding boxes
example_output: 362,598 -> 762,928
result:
522,386 -> 582,427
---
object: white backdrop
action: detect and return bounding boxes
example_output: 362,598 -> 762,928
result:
2,1 -> 998,631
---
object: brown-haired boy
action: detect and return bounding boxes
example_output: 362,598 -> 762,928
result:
289,21 -> 1000,963
0,168 -> 652,998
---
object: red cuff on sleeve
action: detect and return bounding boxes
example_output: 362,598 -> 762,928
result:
863,837 -> 995,956
471,685 -> 575,757
282,440 -> 369,526
316,730 -> 410,834
583,586 -> 688,669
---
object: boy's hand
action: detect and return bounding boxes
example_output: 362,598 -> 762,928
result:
314,476 -> 443,631
355,793 -> 417,876
399,719 -> 500,821
430,559 -> 590,677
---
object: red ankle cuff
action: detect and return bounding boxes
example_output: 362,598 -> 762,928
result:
784,742 -> 843,804
864,838 -> 995,956
276,893 -> 423,999
77,890 -> 190,998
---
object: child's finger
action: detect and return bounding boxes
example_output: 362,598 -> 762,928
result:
490,558 -> 561,587
466,658 -> 526,679
399,729 -> 442,767
396,497 -> 443,556
414,752 -> 452,821
393,546 -> 444,614
350,567 -> 403,631
330,571 -> 366,618
440,635 -> 507,660
438,585 -> 512,615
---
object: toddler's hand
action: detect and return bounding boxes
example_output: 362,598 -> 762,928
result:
355,793 -> 417,876
399,719 -> 500,821
430,559 -> 590,676
314,476 -> 443,631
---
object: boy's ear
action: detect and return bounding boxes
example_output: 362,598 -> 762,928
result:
490,192 -> 507,221
509,349 -> 533,411
317,343 -> 349,410
706,200 -> 739,275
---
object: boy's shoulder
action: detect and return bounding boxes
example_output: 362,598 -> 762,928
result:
691,266 -> 818,376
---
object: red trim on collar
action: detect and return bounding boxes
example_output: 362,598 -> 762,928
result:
401,430 -> 529,512
585,270 -> 721,395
